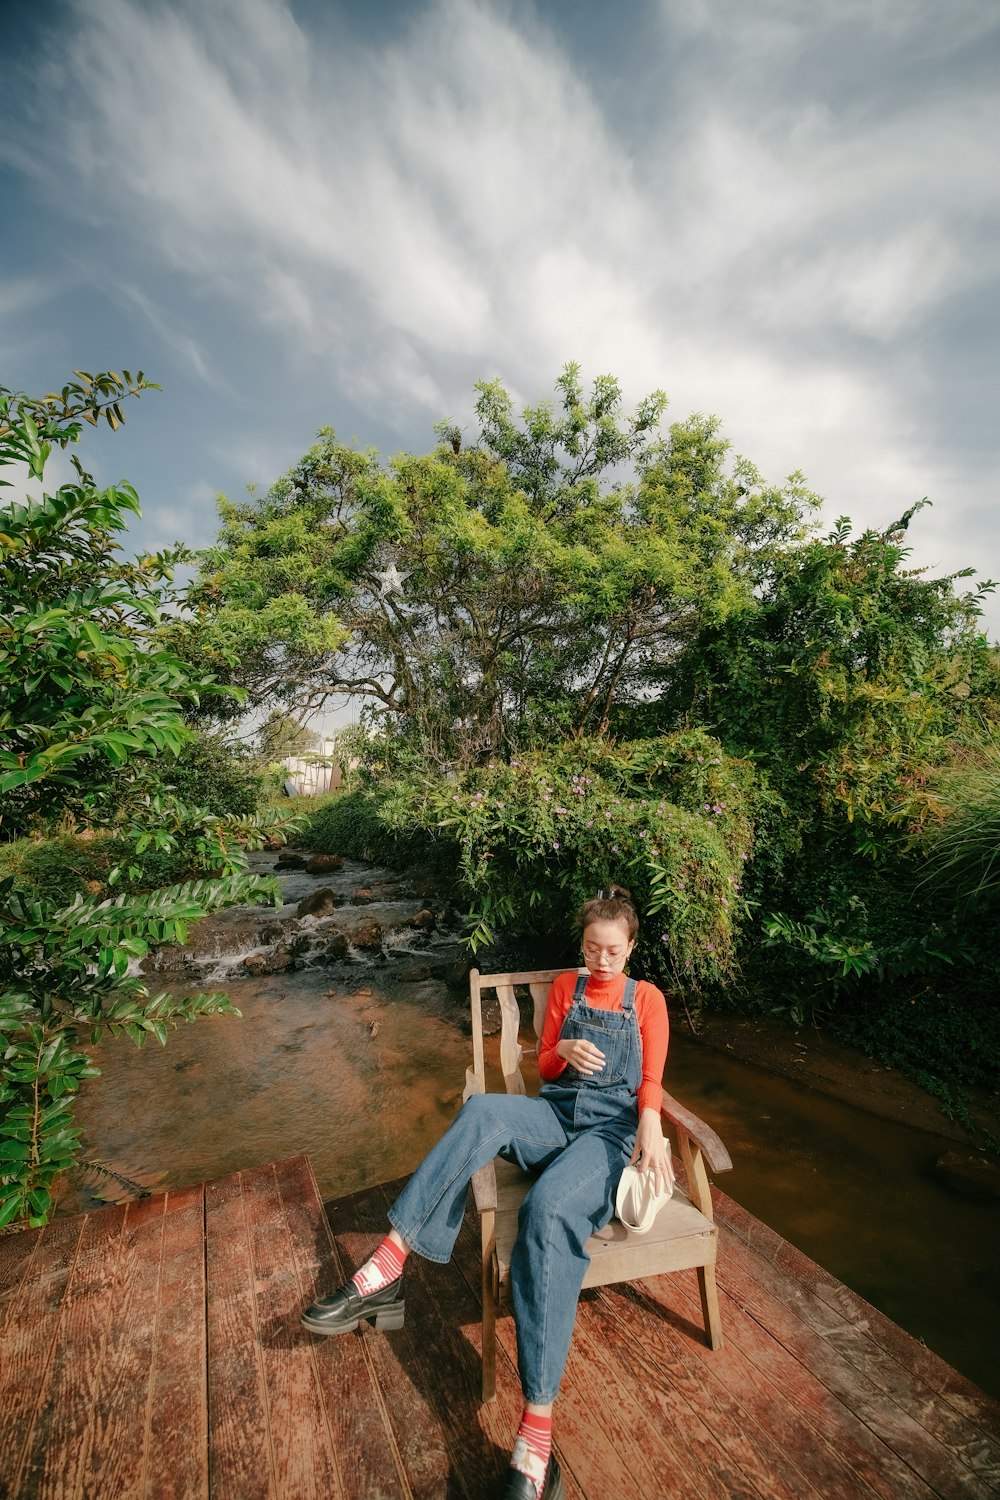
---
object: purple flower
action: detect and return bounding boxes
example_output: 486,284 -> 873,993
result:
552,840 -> 560,850
660,934 -> 669,943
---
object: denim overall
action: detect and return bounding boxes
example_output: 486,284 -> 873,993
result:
388,973 -> 642,1402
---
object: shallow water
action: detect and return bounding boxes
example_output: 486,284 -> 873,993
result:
68,970 -> 472,1203
64,870 -> 1000,1403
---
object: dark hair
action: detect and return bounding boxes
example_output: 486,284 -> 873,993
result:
576,885 -> 639,943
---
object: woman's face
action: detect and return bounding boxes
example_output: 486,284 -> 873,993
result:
582,917 -> 635,981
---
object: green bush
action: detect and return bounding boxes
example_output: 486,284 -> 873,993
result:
160,732 -> 264,819
302,789 -> 453,872
380,731 -> 762,991
0,371 -> 294,1228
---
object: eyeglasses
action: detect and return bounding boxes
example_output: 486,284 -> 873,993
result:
583,943 -> 628,962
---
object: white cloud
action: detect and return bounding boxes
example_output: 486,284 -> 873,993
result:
119,287 -> 230,391
2,0 -> 997,632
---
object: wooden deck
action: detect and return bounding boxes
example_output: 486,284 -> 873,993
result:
1,1153 -> 998,1500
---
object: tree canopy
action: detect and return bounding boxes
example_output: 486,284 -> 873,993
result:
178,365 -> 815,765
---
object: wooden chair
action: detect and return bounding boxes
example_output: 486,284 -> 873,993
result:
465,967 -> 733,1403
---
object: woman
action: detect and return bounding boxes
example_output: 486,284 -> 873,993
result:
301,886 -> 672,1500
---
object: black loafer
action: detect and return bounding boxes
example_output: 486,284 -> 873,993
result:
300,1274 -> 405,1335
502,1453 -> 563,1499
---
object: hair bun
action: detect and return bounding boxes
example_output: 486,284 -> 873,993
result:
595,884 -> 633,904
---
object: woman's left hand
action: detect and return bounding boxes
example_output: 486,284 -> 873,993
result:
629,1108 -> 674,1197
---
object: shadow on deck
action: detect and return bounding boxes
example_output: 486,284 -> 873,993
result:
1,1153 -> 997,1499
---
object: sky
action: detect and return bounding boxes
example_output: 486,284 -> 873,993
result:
2,0 -> 999,733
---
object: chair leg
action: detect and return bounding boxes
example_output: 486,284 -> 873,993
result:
697,1263 -> 724,1350
481,1241 -> 498,1403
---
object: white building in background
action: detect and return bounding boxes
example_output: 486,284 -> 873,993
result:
280,739 -> 343,796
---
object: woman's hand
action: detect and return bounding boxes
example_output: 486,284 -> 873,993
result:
629,1107 -> 674,1197
555,1037 -> 606,1074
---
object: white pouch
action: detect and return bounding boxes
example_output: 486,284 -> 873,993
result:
615,1146 -> 674,1234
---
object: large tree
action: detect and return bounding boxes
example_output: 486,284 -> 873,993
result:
177,366 -> 813,765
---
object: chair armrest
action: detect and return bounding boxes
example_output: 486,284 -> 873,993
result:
471,1161 -> 498,1214
660,1091 -> 733,1174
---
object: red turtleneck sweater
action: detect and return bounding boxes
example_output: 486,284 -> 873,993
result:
536,970 -> 669,1115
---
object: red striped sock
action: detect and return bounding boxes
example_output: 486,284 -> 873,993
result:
510,1410 -> 552,1497
351,1235 -> 408,1296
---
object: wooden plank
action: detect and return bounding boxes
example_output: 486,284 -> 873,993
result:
662,1248 -> 953,1500
719,1206 -> 1000,1488
0,1212 -> 88,1497
565,1293 -> 756,1500
237,1160 -> 346,1500
0,1221 -> 44,1299
12,1202 -> 130,1498
597,1272 -> 894,1500
141,1184 -> 209,1500
298,1167 -> 410,1500
714,1235 -> 998,1500
66,1193 -> 174,1500
473,969 -> 566,990
206,1167 -> 277,1500
717,1189 -> 1000,1440
497,986 -> 526,1095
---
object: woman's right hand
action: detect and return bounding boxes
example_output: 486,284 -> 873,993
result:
556,1037 -> 606,1074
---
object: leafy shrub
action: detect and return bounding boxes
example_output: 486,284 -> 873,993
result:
381,731 -> 761,989
916,735 -> 1000,907
0,372 -> 297,1228
303,789 -> 453,873
160,732 -> 264,819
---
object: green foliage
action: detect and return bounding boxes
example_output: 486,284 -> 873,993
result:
0,372 -> 298,1227
178,367 -> 812,765
0,377 -> 224,839
380,731 -> 759,990
664,506 -> 994,844
256,711 -> 320,764
0,871 -> 270,1228
917,733 -> 1000,906
303,789 -> 450,873
0,832 -> 189,908
161,732 -> 265,821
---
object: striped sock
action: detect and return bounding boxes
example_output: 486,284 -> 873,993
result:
509,1410 -> 552,1497
351,1235 -> 408,1296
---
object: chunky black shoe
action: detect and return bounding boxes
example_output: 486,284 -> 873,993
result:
300,1274 -> 405,1335
501,1453 -> 563,1500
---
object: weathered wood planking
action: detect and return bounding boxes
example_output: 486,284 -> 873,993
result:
2,1156 -> 998,1500
271,1159 -> 406,1500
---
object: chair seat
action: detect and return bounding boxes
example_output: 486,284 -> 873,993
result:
490,1158 -> 717,1288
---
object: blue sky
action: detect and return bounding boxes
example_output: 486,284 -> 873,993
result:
3,0 -> 999,730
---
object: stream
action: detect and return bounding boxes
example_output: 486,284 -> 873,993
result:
62,850 -> 1000,1401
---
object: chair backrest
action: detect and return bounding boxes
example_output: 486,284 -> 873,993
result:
467,968 -> 577,1101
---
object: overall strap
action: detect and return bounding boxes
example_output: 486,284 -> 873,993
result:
621,977 -> 638,1012
572,971 -> 590,1003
